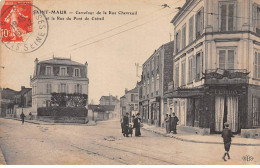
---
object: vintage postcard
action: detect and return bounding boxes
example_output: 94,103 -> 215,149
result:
0,0 -> 260,165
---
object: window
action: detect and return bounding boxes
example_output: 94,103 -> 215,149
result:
196,52 -> 203,80
195,8 -> 204,38
188,56 -> 193,83
182,24 -> 186,49
147,80 -> 150,97
131,94 -> 134,102
75,84 -> 82,93
175,63 -> 179,88
60,67 -> 67,76
254,52 -> 260,79
218,49 -> 235,69
60,84 -> 66,93
156,74 -> 159,92
175,31 -> 181,53
253,5 -> 260,35
253,97 -> 260,126
181,61 -> 186,86
46,66 -> 52,76
74,68 -> 80,77
220,3 -> 235,31
46,84 -> 52,94
151,58 -> 154,70
151,77 -> 154,96
189,16 -> 194,44
143,82 -> 146,98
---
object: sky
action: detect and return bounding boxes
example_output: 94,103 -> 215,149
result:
0,0 -> 185,104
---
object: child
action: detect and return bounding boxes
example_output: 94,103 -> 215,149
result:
221,122 -> 234,161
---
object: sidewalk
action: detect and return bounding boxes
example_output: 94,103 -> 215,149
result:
142,124 -> 260,146
0,146 -> 6,165
4,117 -> 97,126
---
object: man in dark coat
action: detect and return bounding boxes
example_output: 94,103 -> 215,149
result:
133,113 -> 141,137
20,112 -> 25,124
123,113 -> 129,137
222,122 -> 234,161
171,113 -> 179,134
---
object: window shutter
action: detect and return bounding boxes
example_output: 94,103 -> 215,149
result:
258,53 -> 260,78
228,50 -> 235,69
189,16 -> 194,44
192,55 -> 196,80
254,52 -> 257,78
228,4 -> 234,31
219,50 -> 226,69
201,7 -> 204,33
74,84 -> 77,93
221,4 -> 227,31
200,52 -> 203,78
253,4 -> 257,30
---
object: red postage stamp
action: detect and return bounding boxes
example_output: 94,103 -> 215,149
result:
1,0 -> 33,42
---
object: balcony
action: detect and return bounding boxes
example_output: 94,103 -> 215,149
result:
203,69 -> 249,85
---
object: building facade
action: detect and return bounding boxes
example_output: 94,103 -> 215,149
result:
99,95 -> 119,106
164,0 -> 260,133
30,57 -> 89,112
139,41 -> 174,127
120,86 -> 139,122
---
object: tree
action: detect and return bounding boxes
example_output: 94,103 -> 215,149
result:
51,92 -> 88,107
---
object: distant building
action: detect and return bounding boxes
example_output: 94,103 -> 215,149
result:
30,57 -> 89,112
88,105 -> 116,121
14,86 -> 32,108
138,41 -> 174,127
0,87 -> 17,117
120,86 -> 139,122
99,95 -> 119,106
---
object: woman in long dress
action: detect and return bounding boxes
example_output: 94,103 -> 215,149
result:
133,113 -> 141,136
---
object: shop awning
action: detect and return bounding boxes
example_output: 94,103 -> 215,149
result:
164,88 -> 205,98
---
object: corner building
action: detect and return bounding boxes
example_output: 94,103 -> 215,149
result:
164,0 -> 260,133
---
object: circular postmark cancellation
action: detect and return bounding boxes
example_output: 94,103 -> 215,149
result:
0,2 -> 48,53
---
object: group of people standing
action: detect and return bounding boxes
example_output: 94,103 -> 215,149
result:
164,113 -> 179,134
121,113 -> 142,137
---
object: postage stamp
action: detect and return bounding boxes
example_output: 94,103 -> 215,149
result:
0,0 -> 48,53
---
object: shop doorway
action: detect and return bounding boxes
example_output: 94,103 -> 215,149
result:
215,96 -> 238,132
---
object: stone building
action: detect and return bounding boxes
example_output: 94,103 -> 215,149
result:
99,95 -> 119,106
164,0 -> 260,134
139,41 -> 174,127
30,57 -> 89,112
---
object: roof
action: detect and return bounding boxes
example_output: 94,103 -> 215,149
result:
99,95 -> 119,101
126,87 -> 138,94
19,88 -> 32,95
170,0 -> 193,24
1,88 -> 18,99
88,105 -> 115,112
39,57 -> 85,66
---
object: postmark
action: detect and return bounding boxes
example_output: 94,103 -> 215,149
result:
0,0 -> 48,53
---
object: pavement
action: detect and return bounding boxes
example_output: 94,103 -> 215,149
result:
0,145 -> 6,165
142,124 -> 260,146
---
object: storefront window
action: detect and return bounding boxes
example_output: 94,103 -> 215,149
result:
253,97 -> 260,126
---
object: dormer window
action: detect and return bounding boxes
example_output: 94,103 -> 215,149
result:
45,66 -> 52,76
60,67 -> 67,76
74,68 -> 80,77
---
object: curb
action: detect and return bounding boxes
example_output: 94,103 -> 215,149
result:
4,117 -> 97,126
142,127 -> 260,146
0,146 -> 6,165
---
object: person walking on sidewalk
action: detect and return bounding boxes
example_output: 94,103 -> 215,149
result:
133,113 -> 141,137
20,112 -> 25,124
29,112 -> 33,120
222,122 -> 234,161
164,114 -> 170,133
171,113 -> 179,134
123,113 -> 130,137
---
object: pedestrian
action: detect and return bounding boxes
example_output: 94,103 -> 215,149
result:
20,112 -> 25,124
120,117 -> 124,134
123,113 -> 129,137
222,122 -> 234,161
164,114 -> 170,133
171,113 -> 179,134
133,113 -> 141,137
132,114 -> 135,123
169,114 -> 172,132
29,112 -> 32,120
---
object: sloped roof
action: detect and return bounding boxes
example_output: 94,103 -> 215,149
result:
99,95 -> 119,101
126,86 -> 138,94
19,88 -> 32,95
88,105 -> 115,112
40,57 -> 85,66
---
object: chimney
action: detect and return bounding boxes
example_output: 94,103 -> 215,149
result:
34,58 -> 39,76
85,61 -> 88,78
21,86 -> 25,90
125,88 -> 128,94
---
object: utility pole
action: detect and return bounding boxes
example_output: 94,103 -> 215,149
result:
135,63 -> 142,117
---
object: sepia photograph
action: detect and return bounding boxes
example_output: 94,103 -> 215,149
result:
0,0 -> 260,165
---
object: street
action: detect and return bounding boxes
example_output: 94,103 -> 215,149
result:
0,118 -> 259,165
